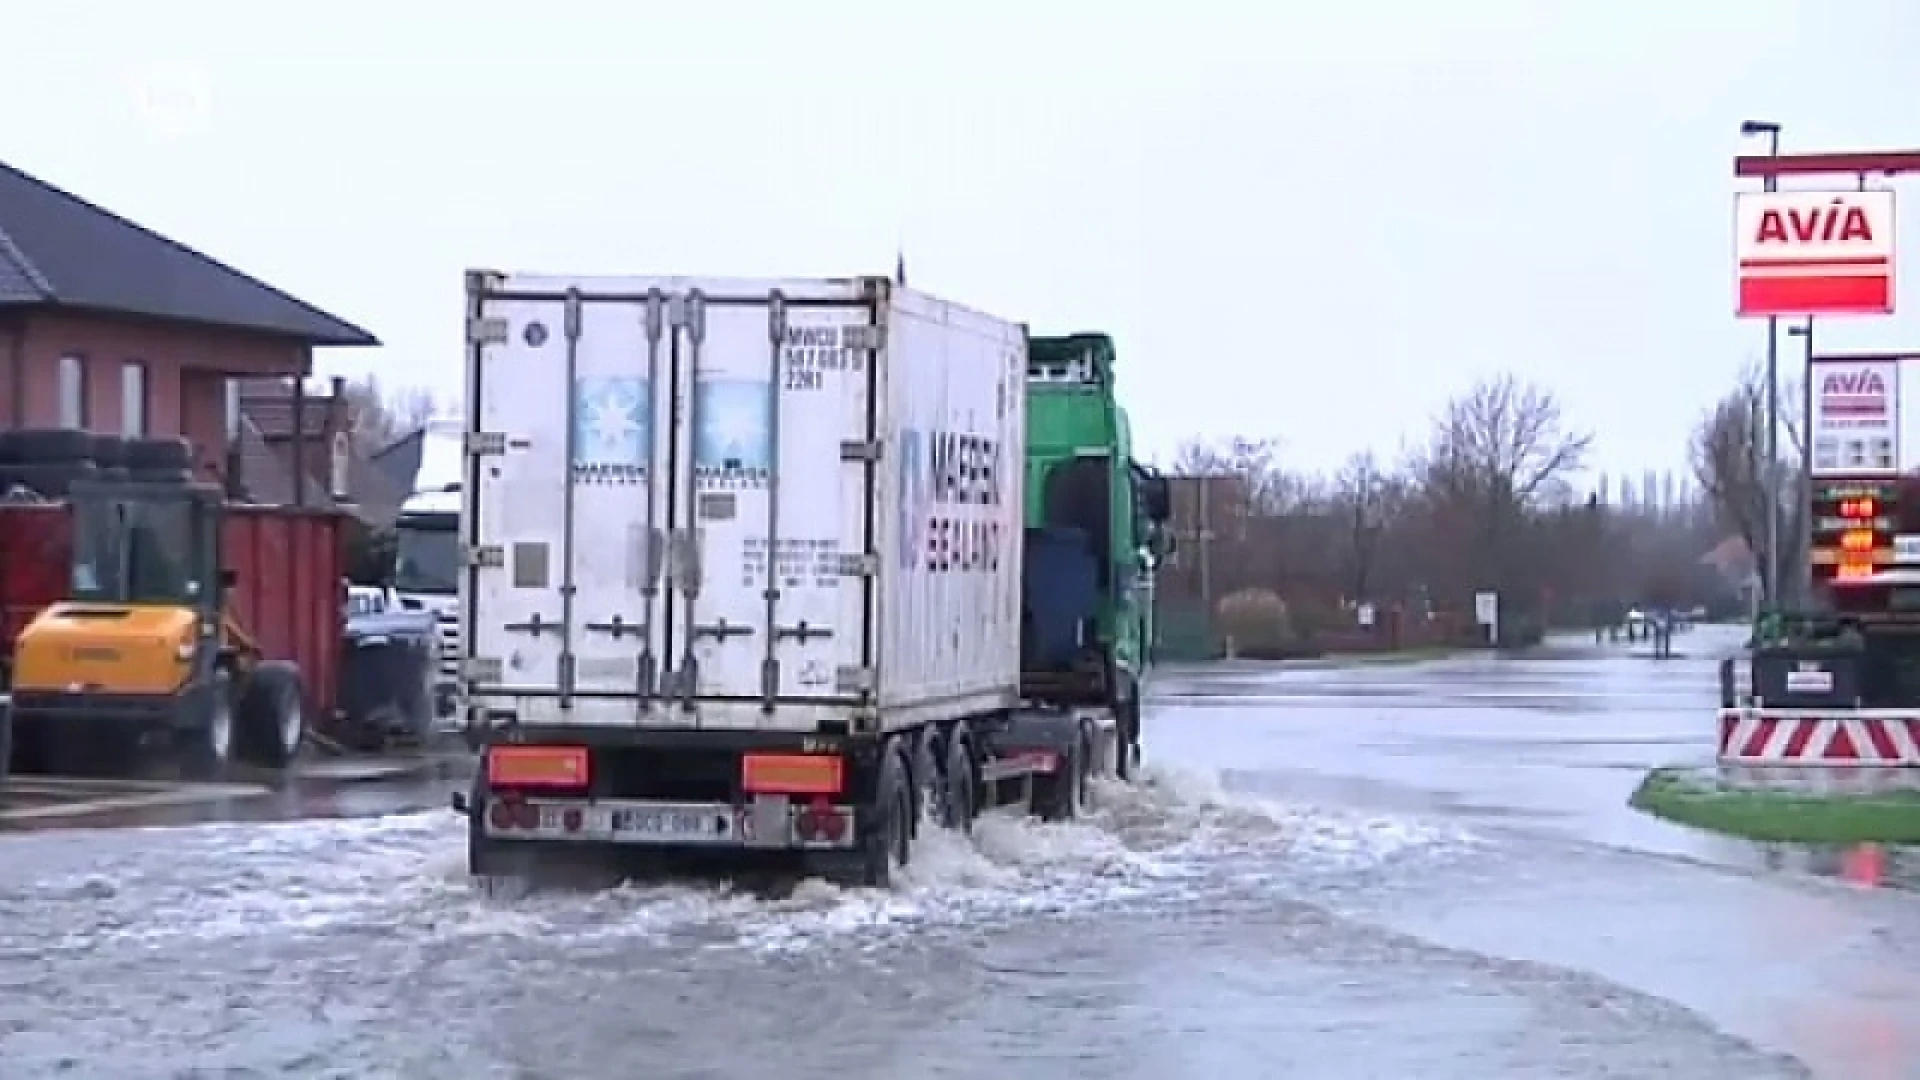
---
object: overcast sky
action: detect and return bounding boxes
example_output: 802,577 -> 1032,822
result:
7,0 -> 1920,480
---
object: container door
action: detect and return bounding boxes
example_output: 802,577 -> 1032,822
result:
467,283 -> 674,725
660,291 -> 876,715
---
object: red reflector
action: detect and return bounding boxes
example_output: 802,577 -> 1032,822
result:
742,753 -> 844,795
1002,750 -> 1061,774
487,801 -> 515,830
488,745 -> 590,789
513,802 -> 539,830
797,798 -> 847,843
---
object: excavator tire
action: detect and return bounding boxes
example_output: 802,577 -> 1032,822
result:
237,661 -> 305,769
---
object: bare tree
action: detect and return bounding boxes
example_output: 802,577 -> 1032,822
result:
1423,375 -> 1593,508
1328,451 -> 1393,602
343,376 -> 441,451
1417,376 -> 1592,604
1690,362 -> 1803,600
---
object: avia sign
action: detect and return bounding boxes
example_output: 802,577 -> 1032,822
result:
1735,189 -> 1895,318
1810,355 -> 1901,477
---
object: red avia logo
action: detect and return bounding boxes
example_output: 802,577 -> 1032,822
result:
1823,370 -> 1886,396
1751,199 -> 1878,248
1820,366 -> 1892,418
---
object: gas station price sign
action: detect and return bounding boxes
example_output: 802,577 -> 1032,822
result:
1811,477 -> 1896,582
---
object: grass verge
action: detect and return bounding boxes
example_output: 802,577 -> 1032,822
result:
1630,766 -> 1920,844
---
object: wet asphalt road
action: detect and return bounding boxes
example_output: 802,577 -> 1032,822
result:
2,629 -> 1916,1078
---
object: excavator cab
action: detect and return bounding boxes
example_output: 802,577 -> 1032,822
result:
11,478 -> 304,776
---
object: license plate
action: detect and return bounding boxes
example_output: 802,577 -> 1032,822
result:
609,807 -> 729,839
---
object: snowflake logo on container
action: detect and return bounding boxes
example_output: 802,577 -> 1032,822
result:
571,376 -> 650,483
694,379 -> 772,484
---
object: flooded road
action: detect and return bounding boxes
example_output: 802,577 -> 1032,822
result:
1,629 -> 1909,1078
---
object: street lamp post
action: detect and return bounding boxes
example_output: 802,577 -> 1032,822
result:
1742,119 -> 1783,608
1787,318 -> 1814,604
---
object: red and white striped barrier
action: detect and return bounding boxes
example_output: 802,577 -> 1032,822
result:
1717,708 -> 1920,765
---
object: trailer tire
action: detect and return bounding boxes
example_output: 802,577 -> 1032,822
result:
912,726 -> 945,835
124,436 -> 193,472
465,778 -> 526,896
1032,737 -> 1085,822
857,744 -> 913,888
89,435 -> 125,469
943,730 -> 977,834
0,428 -> 94,466
1113,693 -> 1141,782
237,662 -> 304,769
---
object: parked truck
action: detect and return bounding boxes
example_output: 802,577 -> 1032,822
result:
452,272 -> 1169,887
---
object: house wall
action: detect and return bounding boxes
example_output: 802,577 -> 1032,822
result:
13,311 -> 309,482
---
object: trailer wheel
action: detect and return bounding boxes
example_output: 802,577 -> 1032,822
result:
912,727 -> 945,835
237,662 -> 305,769
1032,737 -> 1085,822
1113,691 -> 1141,782
858,745 -> 913,888
465,777 -> 524,897
943,731 -> 977,834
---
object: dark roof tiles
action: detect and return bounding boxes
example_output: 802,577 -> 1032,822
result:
0,160 -> 377,346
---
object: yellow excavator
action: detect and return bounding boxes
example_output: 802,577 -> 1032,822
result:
9,477 -> 305,778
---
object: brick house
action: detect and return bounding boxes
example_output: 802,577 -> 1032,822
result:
0,160 -> 377,485
234,378 -> 417,527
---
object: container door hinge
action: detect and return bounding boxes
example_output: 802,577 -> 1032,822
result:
835,552 -> 879,577
463,544 -> 505,570
839,440 -> 882,463
467,317 -> 509,346
464,656 -> 503,683
842,325 -> 885,351
466,430 -> 509,456
834,666 -> 876,694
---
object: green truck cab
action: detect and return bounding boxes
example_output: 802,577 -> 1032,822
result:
1020,332 -> 1173,777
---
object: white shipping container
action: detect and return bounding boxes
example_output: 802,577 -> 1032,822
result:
461,272 -> 1028,735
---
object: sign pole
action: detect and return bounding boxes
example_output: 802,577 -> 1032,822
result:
1799,317 -> 1815,602
1765,310 -> 1780,606
1757,128 -> 1781,608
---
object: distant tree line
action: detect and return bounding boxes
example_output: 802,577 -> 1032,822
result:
1160,375 -> 1734,660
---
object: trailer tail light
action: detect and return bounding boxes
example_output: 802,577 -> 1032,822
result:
742,753 -> 844,796
488,745 -> 590,789
487,800 -> 516,831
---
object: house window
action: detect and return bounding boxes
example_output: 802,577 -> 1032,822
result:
121,361 -> 149,436
58,355 -> 88,429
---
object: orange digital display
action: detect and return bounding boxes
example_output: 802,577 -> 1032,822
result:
1813,479 -> 1899,585
1840,497 -> 1878,519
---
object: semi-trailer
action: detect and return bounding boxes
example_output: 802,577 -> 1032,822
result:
453,272 -> 1170,886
